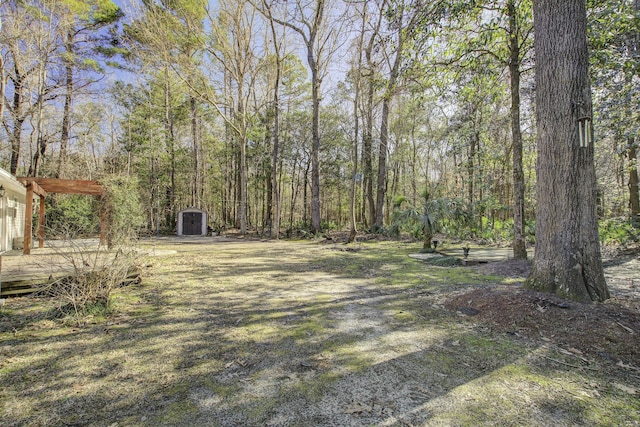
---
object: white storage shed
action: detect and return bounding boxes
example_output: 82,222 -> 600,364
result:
177,207 -> 208,236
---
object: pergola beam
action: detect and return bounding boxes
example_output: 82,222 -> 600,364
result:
18,178 -> 104,196
17,178 -> 107,255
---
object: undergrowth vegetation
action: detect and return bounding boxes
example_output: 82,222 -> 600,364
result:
599,217 -> 640,247
38,176 -> 144,325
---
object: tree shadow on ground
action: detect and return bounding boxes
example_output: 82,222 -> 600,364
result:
1,239 -> 638,426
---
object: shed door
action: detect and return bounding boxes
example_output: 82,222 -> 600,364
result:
183,212 -> 202,235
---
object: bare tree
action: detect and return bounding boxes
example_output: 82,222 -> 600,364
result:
346,0 -> 370,243
361,1 -> 385,230
0,5 -> 5,125
251,0 -> 350,233
200,0 -> 262,234
262,0 -> 285,239
1,1 -> 58,175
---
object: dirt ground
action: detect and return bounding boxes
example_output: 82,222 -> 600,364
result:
1,237 -> 639,426
452,255 -> 640,368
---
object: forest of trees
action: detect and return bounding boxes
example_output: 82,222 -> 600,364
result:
1,0 -> 638,253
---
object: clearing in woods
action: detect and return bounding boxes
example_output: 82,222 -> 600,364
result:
0,237 -> 639,426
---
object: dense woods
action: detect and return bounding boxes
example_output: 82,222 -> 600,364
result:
1,2 -> 638,270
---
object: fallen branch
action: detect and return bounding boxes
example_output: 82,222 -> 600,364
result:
543,356 -> 599,371
616,322 -> 635,335
617,361 -> 640,372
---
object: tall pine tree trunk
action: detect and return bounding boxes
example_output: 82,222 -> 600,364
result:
268,15 -> 282,239
235,84 -> 248,235
310,57 -> 322,234
363,71 -> 375,229
629,141 -> 640,220
58,31 -> 74,178
526,0 -> 608,302
163,65 -> 176,228
348,72 -> 360,243
190,95 -> 199,207
375,94 -> 391,230
508,0 -> 527,259
9,67 -> 24,175
375,45 -> 402,230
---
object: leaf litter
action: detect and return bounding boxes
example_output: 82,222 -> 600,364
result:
0,237 -> 638,426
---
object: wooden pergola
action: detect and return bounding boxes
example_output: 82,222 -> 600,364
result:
17,178 -> 106,255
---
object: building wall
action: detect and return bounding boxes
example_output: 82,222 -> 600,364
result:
0,169 -> 27,252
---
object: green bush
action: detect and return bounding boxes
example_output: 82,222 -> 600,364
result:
42,175 -> 144,325
391,192 -> 469,249
45,195 -> 99,236
599,217 -> 640,246
101,175 -> 145,246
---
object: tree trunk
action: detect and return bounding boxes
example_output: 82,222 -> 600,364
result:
289,151 -> 300,231
9,61 -> 25,175
467,128 -> 476,208
348,94 -> 359,243
270,96 -> 281,240
309,52 -> 322,234
375,93 -> 391,230
376,44 -> 403,229
508,0 -> 527,259
423,224 -> 433,250
190,94 -> 199,207
363,71 -> 375,229
163,65 -> 176,228
410,122 -> 418,206
362,5 -> 383,231
629,141 -> 640,220
57,31 -> 74,178
30,96 -> 47,177
268,16 -> 282,239
526,0 -> 609,302
239,132 -> 247,234
303,157 -> 310,228
10,118 -> 23,176
348,9 -> 366,244
0,54 -> 5,132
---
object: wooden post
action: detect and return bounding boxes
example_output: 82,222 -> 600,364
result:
38,195 -> 45,248
23,183 -> 33,255
100,195 -> 107,247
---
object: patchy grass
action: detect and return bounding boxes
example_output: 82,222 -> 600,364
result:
0,237 -> 639,426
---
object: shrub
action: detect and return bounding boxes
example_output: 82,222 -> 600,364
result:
101,175 -> 145,247
391,192 -> 469,250
599,217 -> 640,246
41,238 -> 139,325
41,175 -> 144,324
45,195 -> 99,236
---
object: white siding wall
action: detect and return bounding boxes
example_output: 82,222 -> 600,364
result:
1,170 -> 27,252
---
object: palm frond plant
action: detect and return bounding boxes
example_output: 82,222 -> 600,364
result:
392,191 -> 469,251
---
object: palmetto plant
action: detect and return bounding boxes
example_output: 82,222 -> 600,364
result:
392,191 -> 469,251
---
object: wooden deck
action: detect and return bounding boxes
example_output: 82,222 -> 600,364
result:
0,239 -> 136,297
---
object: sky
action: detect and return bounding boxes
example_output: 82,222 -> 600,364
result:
108,0 -> 352,97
